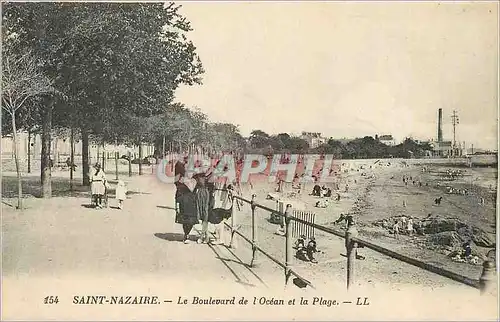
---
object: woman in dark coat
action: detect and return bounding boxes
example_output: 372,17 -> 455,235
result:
174,157 -> 187,204
174,156 -> 200,243
176,178 -> 199,244
194,173 -> 211,244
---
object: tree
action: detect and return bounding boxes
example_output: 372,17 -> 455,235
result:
1,50 -> 54,208
209,122 -> 244,153
3,2 -> 204,190
286,136 -> 309,154
249,129 -> 270,149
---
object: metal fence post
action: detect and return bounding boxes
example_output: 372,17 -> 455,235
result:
250,194 -> 259,267
345,216 -> 358,291
479,260 -> 496,296
229,187 -> 236,249
284,204 -> 293,286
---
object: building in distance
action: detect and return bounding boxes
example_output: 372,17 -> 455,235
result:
377,134 -> 395,146
300,132 -> 327,149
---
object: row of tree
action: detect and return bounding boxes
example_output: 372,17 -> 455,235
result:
2,2 -> 210,209
1,2 -> 434,211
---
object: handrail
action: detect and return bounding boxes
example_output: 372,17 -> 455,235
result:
223,221 -> 315,289
351,236 -> 479,289
217,188 -> 495,293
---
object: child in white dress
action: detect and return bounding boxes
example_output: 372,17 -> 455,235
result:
115,180 -> 127,210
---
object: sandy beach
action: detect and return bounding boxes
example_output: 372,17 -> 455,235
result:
228,158 -> 497,291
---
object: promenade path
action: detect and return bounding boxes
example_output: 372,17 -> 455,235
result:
2,170 -> 497,320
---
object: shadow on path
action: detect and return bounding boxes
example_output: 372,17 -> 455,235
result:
127,191 -> 152,196
220,244 -> 268,288
2,175 -> 91,199
157,205 -> 176,211
2,201 -> 15,208
153,231 -> 267,289
207,244 -> 257,288
154,232 -> 197,243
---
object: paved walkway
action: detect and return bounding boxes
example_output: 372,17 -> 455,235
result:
2,172 -> 271,285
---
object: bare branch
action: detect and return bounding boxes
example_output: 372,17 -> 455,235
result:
1,50 -> 54,115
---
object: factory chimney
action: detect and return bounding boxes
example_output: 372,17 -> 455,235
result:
437,108 -> 443,142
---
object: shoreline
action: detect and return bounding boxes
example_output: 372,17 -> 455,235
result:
231,159 -> 496,289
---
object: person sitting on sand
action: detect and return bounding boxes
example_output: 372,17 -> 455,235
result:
315,199 -> 329,208
320,186 -> 326,198
295,244 -> 309,262
462,241 -> 472,259
312,184 -> 321,196
294,235 -> 306,250
334,213 -> 348,228
306,238 -> 319,264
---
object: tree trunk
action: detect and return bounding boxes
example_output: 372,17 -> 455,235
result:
101,142 -> 105,171
128,151 -> 132,177
27,130 -> 31,174
41,107 -> 52,198
162,136 -> 166,159
82,129 -> 90,186
115,151 -> 119,180
11,112 -> 23,209
53,136 -> 59,166
70,127 -> 74,191
138,144 -> 143,175
96,144 -> 100,170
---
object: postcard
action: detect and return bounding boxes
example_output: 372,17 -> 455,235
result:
1,1 -> 498,320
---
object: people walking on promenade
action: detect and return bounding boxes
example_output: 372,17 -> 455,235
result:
91,163 -> 107,209
176,176 -> 199,244
115,180 -> 127,210
194,173 -> 211,244
174,156 -> 188,207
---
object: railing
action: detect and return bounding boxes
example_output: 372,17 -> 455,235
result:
219,188 -> 496,294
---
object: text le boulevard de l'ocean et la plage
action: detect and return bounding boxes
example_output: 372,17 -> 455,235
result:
71,295 -> 371,307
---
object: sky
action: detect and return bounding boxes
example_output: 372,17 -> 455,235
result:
175,1 -> 499,150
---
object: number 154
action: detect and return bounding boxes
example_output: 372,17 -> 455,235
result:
44,296 -> 59,304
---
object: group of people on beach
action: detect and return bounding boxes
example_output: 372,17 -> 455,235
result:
392,216 -> 414,239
